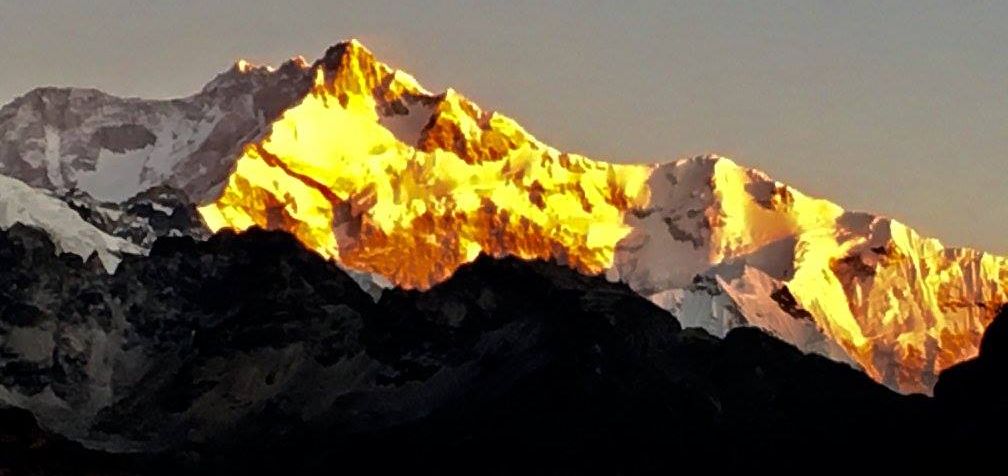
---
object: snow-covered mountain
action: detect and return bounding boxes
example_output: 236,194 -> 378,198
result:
0,174 -> 142,271
1,39 -> 1005,394
613,156 -> 1008,392
0,57 -> 313,203
0,52 -> 313,266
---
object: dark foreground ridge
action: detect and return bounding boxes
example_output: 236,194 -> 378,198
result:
0,226 -> 1005,474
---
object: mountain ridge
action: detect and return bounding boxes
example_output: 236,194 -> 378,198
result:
194,41 -> 1008,393
1,39 -> 1005,393
1,225 -> 1005,473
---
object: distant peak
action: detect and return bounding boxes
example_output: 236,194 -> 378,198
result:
285,55 -> 310,70
235,59 -> 254,73
311,39 -> 430,100
318,39 -> 376,71
683,154 -> 732,165
233,58 -> 274,74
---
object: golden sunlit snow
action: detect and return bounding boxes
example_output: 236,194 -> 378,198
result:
200,40 -> 1008,393
200,40 -> 651,289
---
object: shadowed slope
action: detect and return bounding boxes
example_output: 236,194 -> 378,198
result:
8,227 -> 1002,474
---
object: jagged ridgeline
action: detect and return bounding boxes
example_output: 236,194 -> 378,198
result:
1,40 -> 1007,394
195,41 -> 1008,393
0,226 -> 1006,473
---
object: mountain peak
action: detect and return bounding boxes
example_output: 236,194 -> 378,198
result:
318,38 -> 373,69
234,59 -> 266,73
312,39 -> 429,106
200,43 -> 653,287
285,55 -> 310,69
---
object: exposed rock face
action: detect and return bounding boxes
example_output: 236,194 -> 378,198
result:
60,186 -> 211,249
0,226 -> 378,450
0,58 -> 313,203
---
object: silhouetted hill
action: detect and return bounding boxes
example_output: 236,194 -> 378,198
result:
0,226 -> 1004,474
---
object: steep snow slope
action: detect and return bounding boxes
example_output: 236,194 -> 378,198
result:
0,174 -> 142,270
614,156 -> 1008,392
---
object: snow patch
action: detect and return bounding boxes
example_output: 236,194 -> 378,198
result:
76,147 -> 151,202
43,126 -> 64,188
380,101 -> 435,146
149,202 -> 174,215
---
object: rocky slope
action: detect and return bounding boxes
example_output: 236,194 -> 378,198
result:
58,185 -> 210,249
0,56 -> 313,203
0,226 -> 1004,474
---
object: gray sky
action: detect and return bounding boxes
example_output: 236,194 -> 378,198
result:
1,0 -> 1005,253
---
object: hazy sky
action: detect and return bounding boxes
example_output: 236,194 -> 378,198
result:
1,1 -> 1005,252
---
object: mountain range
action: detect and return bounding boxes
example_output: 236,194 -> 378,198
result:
3,39 -> 994,393
0,225 -> 1003,471
0,225 -> 1006,473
